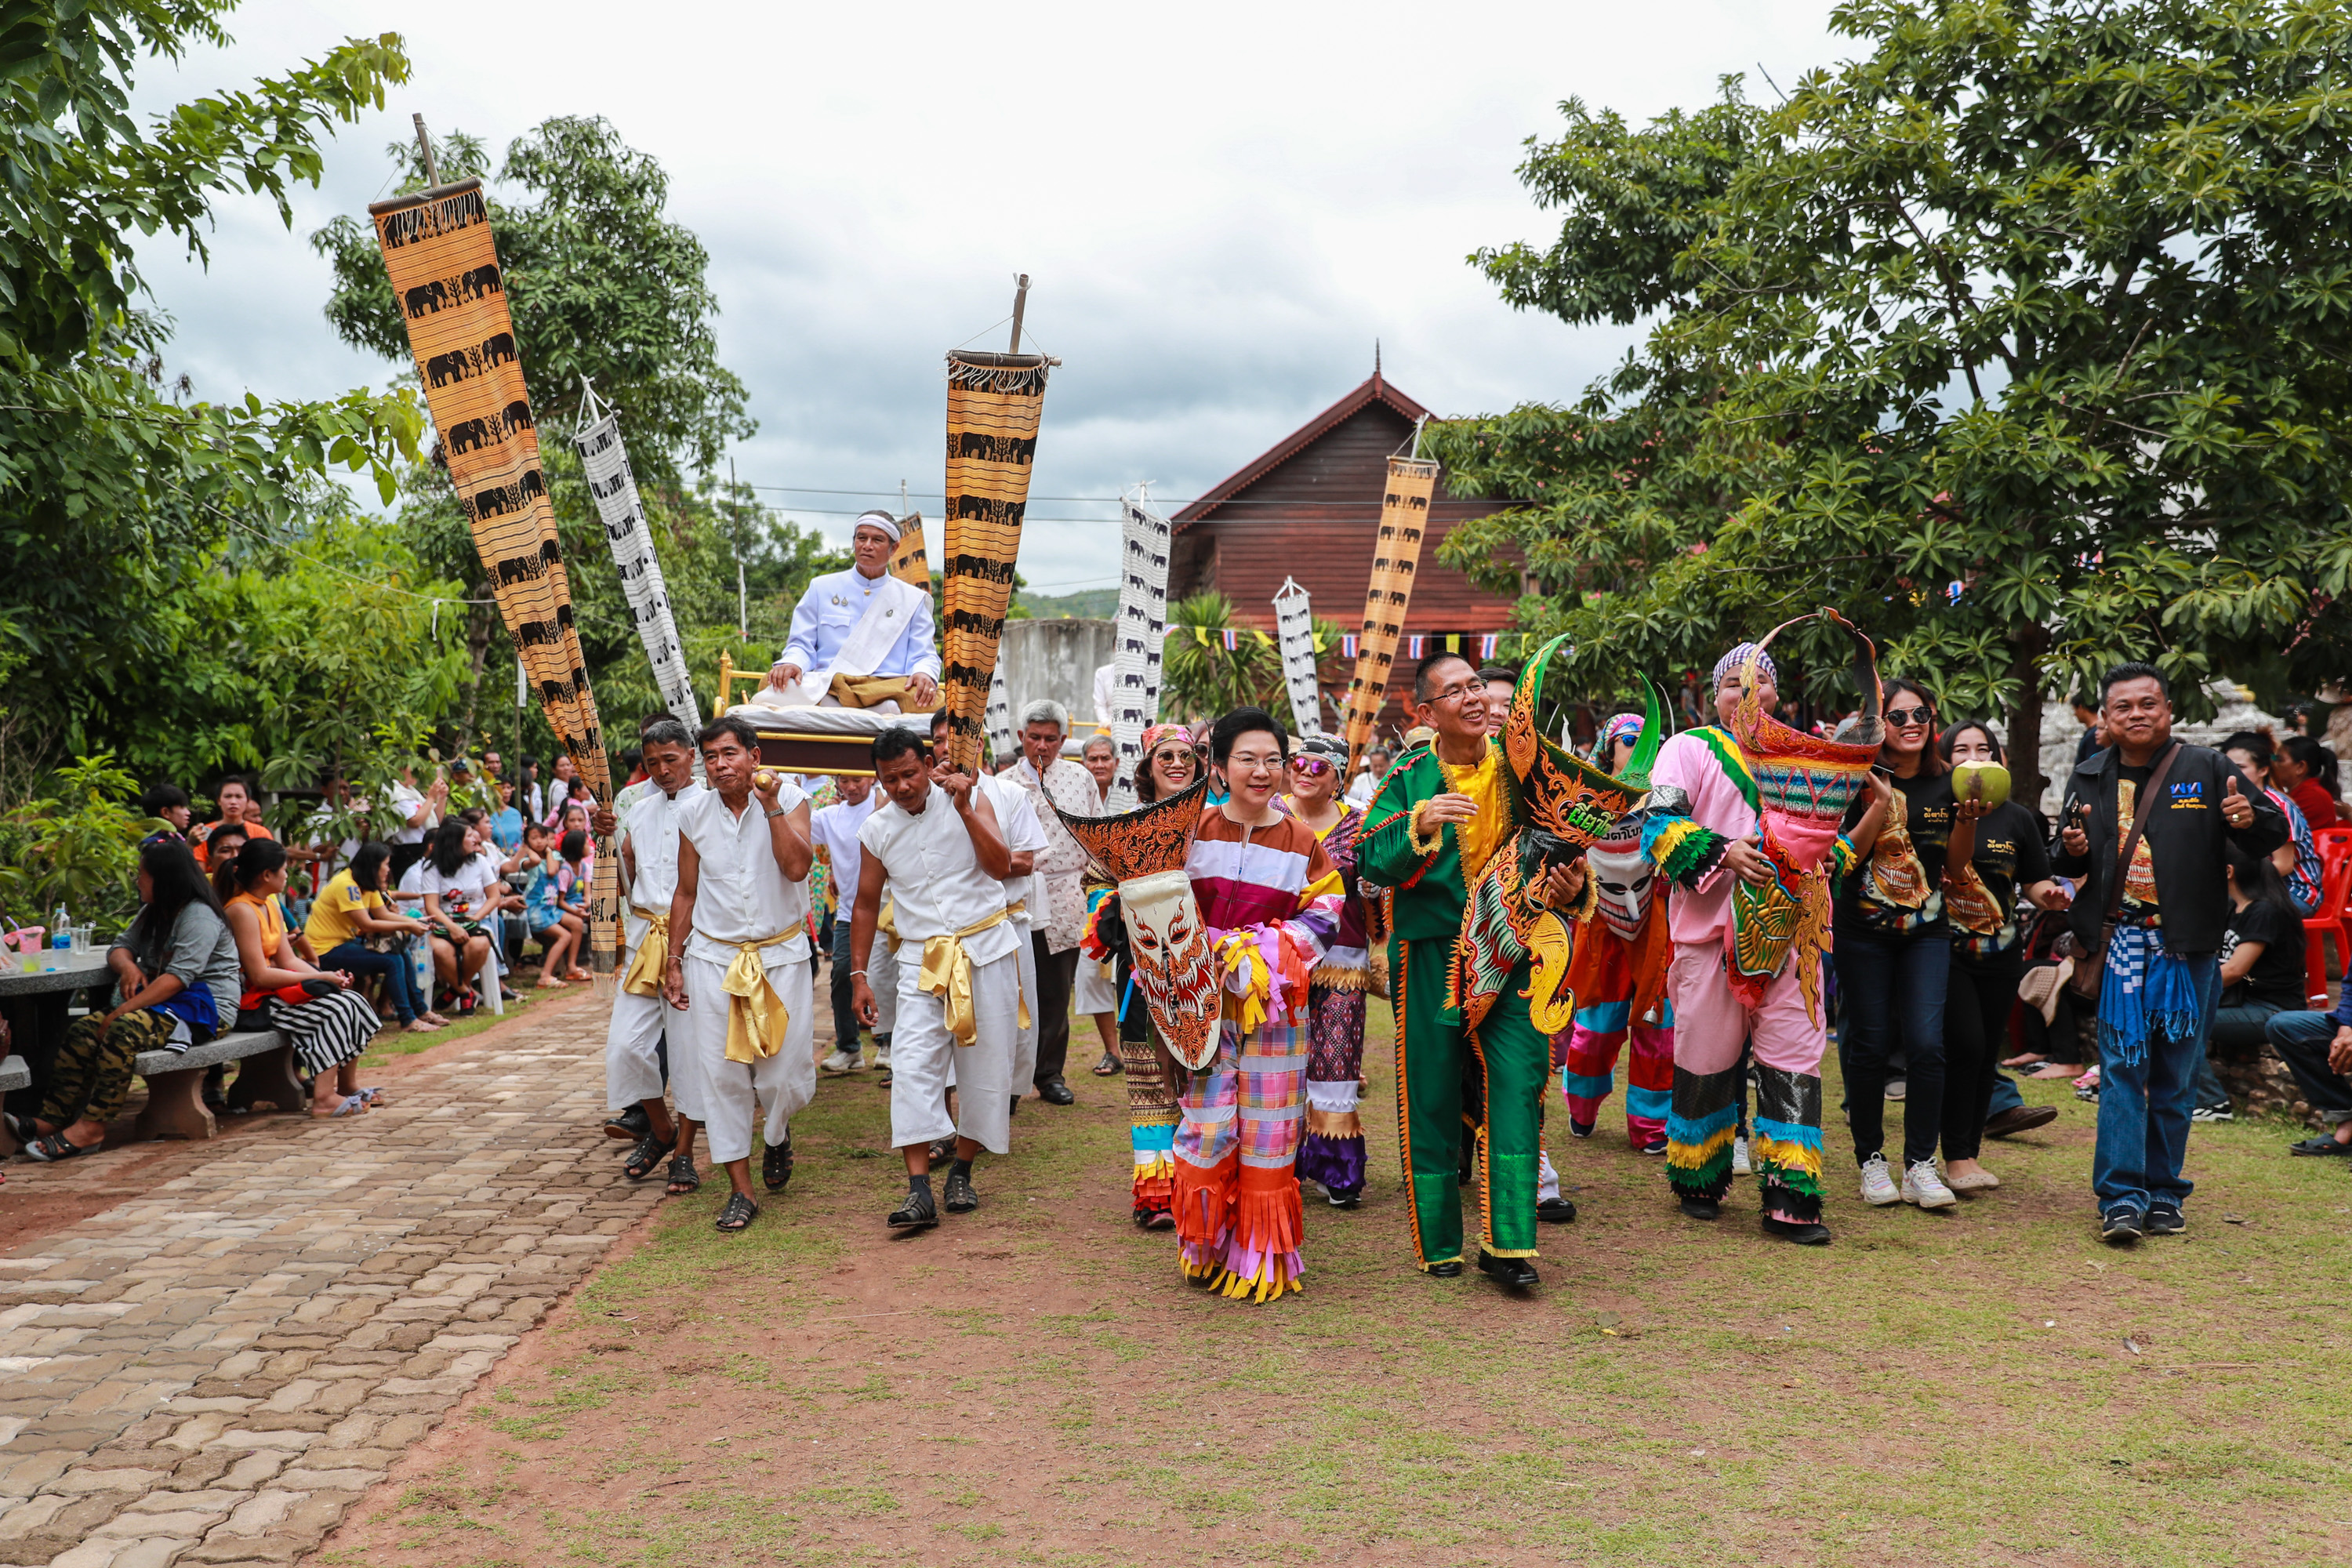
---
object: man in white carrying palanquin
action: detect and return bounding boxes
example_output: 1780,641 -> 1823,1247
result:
763,510 -> 940,711
600,718 -> 699,1190
661,716 -> 819,1235
850,727 -> 1021,1231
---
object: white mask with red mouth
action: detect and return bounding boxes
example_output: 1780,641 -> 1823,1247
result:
1119,868 -> 1219,1069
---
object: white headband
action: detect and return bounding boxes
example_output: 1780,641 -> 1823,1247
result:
852,509 -> 902,544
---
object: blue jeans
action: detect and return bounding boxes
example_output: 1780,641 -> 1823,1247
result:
2093,954 -> 2220,1217
1835,927 -> 1951,1167
321,939 -> 425,1024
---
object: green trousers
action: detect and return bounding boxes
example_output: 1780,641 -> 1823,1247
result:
1392,938 -> 1548,1266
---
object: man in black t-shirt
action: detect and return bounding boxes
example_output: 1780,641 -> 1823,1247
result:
2188,845 -> 2307,1121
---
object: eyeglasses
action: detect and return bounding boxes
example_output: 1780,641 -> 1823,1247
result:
1289,756 -> 1334,777
1426,682 -> 1481,706
1886,705 -> 1933,726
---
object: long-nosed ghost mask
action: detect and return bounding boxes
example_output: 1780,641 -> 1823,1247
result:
1584,841 -> 1657,942
1119,867 -> 1220,1070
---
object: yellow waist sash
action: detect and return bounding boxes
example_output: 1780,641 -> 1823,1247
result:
916,907 -> 1031,1047
621,906 -> 669,997
718,931 -> 796,1064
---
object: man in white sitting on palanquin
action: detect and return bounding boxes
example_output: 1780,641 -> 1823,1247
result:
762,510 -> 940,713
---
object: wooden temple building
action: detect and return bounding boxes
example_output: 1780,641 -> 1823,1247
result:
1169,367 -> 1520,726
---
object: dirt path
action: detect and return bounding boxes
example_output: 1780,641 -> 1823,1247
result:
315,1001 -> 2352,1568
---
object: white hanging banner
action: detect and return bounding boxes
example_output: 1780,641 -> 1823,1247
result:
1272,575 -> 1322,742
1108,488 -> 1173,810
572,379 -> 699,736
985,661 -> 1015,768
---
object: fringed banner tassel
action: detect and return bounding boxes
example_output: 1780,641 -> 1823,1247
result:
1272,575 -> 1323,742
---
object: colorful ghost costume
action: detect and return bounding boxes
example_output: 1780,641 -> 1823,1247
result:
1290,796 -> 1370,1203
1644,615 -> 1880,1227
1442,639 -> 1648,1263
1561,710 -> 1675,1151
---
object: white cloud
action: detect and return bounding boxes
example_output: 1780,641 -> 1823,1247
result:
130,0 -> 1842,597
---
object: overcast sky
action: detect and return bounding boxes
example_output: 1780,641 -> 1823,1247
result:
135,0 -> 1844,597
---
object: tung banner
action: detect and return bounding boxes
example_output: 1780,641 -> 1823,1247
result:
369,178 -> 620,967
1341,456 -> 1439,775
938,350 -> 1049,775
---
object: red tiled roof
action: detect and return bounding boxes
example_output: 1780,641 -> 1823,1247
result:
1171,372 -> 1432,532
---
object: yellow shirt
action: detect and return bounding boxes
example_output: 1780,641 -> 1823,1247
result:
1440,742 -> 1509,883
303,869 -> 384,950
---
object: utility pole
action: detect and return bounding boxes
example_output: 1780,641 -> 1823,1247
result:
731,456 -> 747,642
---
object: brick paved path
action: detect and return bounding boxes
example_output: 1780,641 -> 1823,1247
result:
0,996 -> 657,1566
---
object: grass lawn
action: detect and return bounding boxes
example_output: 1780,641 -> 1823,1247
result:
326,1000 -> 2352,1568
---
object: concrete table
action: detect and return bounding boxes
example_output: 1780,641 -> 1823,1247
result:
0,949 -> 114,1117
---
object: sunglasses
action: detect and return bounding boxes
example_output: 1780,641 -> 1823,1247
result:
1289,756 -> 1334,778
1886,705 -> 1934,726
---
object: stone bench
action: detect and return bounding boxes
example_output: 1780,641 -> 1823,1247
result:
0,1055 -> 27,1095
132,1028 -> 304,1141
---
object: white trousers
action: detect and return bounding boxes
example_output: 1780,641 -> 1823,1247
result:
604,978 -> 674,1115
871,927 -> 899,1038
1009,916 -> 1039,1092
677,950 -> 816,1165
890,947 -> 1019,1156
1073,949 -> 1118,1015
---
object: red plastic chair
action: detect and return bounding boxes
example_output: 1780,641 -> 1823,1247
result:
2303,849 -> 2352,1007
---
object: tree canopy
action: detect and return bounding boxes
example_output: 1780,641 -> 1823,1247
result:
1432,0 -> 2352,796
0,2 -> 431,795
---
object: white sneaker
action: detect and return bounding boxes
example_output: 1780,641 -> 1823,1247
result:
1731,1135 -> 1752,1177
1859,1153 -> 1900,1206
820,1050 -> 863,1075
1902,1159 -> 1958,1209
871,1045 -> 891,1070
1883,1077 -> 1907,1101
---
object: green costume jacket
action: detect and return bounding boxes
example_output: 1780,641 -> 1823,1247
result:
1359,738 -> 1490,941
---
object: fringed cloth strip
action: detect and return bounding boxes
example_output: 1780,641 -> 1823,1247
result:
1645,816 -> 1726,887
1666,1061 -> 1744,1201
938,349 -> 1048,775
2096,924 -> 2200,1069
1171,1156 -> 1306,1302
1752,1064 -> 1825,1221
1298,1127 -> 1367,1196
1341,457 -> 1439,778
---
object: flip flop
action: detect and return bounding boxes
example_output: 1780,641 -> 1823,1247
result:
355,1087 -> 389,1105
311,1094 -> 368,1119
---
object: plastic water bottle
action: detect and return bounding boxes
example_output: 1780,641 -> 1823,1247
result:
51,904 -> 68,950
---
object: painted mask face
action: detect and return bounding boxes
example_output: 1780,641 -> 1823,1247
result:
1585,842 -> 1656,941
1119,867 -> 1218,1069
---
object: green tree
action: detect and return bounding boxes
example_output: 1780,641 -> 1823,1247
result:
312,116 -> 766,746
1435,0 -> 2352,802
0,3 -> 426,790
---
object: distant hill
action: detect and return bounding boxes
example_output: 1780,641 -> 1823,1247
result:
1015,587 -> 1118,620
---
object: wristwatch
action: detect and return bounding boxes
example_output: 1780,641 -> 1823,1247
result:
764,806 -> 786,818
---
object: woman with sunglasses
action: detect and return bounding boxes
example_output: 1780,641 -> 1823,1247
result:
1281,733 -> 1372,1208
1835,678 -> 1978,1211
1103,724 -> 1205,1230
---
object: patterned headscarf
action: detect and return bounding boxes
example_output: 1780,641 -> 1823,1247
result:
1140,723 -> 1192,757
1711,642 -> 1778,692
1592,711 -> 1643,766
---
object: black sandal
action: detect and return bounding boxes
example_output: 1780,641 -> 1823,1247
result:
1091,1051 -> 1122,1076
624,1130 -> 677,1181
761,1135 -> 793,1195
714,1192 -> 758,1232
664,1152 -> 700,1196
24,1132 -> 92,1163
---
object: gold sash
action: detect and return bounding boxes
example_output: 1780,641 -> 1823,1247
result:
877,896 -> 899,953
828,673 -> 939,712
916,907 -> 1031,1047
621,906 -> 669,997
719,931 -> 796,1064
